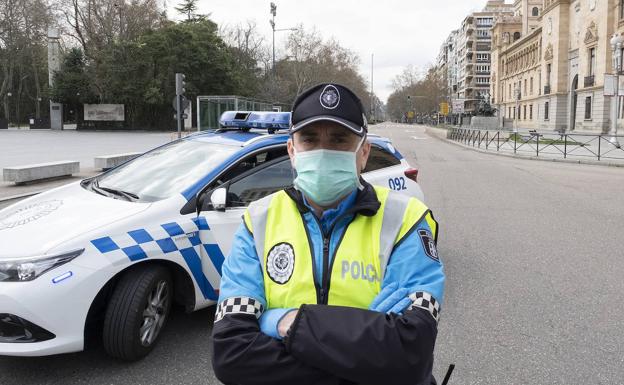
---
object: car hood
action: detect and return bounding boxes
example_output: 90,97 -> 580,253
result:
0,181 -> 151,259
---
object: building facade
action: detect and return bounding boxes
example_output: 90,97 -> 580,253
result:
455,1 -> 515,113
491,0 -> 621,132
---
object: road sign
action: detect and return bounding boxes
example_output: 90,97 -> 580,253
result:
440,102 -> 449,116
452,99 -> 465,113
172,96 -> 190,112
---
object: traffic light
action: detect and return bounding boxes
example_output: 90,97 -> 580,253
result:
270,2 -> 276,17
175,73 -> 186,96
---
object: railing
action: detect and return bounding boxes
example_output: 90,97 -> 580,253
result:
448,128 -> 624,162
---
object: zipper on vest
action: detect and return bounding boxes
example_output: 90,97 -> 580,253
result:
320,236 -> 330,304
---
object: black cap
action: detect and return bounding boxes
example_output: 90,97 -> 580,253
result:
290,83 -> 368,137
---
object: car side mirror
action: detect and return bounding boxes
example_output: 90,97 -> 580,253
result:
210,187 -> 227,212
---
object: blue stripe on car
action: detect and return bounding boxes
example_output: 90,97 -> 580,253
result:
90,217 -> 221,300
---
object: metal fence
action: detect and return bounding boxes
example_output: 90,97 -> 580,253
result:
448,128 -> 624,162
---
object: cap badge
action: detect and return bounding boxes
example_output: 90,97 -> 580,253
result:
320,84 -> 340,109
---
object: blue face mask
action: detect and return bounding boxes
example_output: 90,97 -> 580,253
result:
293,138 -> 364,207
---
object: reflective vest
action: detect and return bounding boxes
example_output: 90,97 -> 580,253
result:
243,186 -> 436,310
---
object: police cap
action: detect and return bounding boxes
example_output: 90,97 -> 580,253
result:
290,83 -> 368,137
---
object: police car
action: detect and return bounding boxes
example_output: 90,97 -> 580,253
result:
0,112 -> 423,361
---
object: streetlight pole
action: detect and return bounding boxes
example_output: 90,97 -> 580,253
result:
6,92 -> 11,127
370,53 -> 374,122
514,85 -> 520,133
270,2 -> 276,75
609,33 -> 623,147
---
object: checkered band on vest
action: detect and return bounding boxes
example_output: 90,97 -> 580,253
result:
214,296 -> 264,323
408,291 -> 440,323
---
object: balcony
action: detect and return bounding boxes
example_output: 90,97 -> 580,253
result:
544,85 -> 551,94
584,75 -> 595,87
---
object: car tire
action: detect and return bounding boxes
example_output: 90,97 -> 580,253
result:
103,265 -> 173,361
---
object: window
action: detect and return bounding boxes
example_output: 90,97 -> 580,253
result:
530,77 -> 534,95
523,105 -> 527,120
513,32 -> 521,41
227,158 -> 293,207
588,47 -> 596,76
544,102 -> 549,120
363,146 -> 401,173
532,7 -> 539,17
509,84 -> 512,99
529,105 -> 533,120
524,79 -> 527,95
585,96 -> 592,119
95,140 -> 238,202
621,0 -> 624,19
513,107 -> 516,119
546,63 -> 552,86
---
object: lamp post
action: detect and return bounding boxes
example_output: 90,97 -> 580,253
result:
6,92 -> 12,127
609,33 -> 623,147
269,2 -> 297,77
514,86 -> 520,133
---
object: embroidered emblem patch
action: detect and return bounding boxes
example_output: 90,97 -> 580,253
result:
266,243 -> 295,284
418,229 -> 439,262
319,84 -> 340,109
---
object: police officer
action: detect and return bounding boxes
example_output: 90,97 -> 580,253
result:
212,83 -> 445,385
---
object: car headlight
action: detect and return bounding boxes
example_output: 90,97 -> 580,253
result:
0,249 -> 84,282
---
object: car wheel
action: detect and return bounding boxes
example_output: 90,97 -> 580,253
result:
103,265 -> 173,361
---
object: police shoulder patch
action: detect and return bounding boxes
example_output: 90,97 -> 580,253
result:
266,242 -> 295,284
418,229 -> 439,262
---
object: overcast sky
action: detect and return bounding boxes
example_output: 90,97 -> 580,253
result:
172,0 -> 494,102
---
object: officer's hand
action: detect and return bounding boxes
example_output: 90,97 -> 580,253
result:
369,282 -> 412,314
278,310 -> 298,338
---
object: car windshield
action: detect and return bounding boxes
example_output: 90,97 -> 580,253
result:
93,139 -> 238,202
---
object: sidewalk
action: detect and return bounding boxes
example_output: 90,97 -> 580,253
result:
0,129 -> 175,203
425,126 -> 624,168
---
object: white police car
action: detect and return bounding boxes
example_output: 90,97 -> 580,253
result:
0,112 -> 423,361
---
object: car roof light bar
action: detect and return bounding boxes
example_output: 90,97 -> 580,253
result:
219,111 -> 291,130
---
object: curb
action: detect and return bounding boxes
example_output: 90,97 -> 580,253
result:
424,127 -> 624,169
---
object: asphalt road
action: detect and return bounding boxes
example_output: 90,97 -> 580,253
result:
1,123 -> 624,384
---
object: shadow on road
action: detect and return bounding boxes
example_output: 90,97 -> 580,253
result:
0,305 -> 221,385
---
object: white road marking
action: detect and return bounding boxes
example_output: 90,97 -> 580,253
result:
411,136 -> 428,140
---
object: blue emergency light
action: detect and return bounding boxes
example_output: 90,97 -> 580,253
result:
219,111 -> 291,130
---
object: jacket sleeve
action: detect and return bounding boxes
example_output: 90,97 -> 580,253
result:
282,217 -> 445,385
211,223 -> 341,385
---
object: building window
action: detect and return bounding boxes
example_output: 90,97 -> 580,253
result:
524,79 -> 527,95
513,32 -> 521,41
544,102 -> 549,120
532,7 -> 539,17
546,63 -> 552,86
523,105 -> 527,120
509,84 -> 512,99
621,0 -> 624,19
529,105 -> 533,120
588,47 -> 596,77
585,96 -> 592,119
530,77 -> 534,94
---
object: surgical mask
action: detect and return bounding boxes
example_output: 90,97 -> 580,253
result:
293,137 -> 365,206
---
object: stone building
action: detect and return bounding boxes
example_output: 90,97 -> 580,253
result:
491,0 -> 620,132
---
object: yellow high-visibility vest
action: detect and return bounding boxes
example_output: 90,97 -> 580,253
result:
244,186 -> 436,309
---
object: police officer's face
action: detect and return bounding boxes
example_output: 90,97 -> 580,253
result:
287,121 -> 371,172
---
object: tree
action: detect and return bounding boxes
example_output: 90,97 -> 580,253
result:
174,0 -> 207,22
386,65 -> 446,121
0,0 -> 53,124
